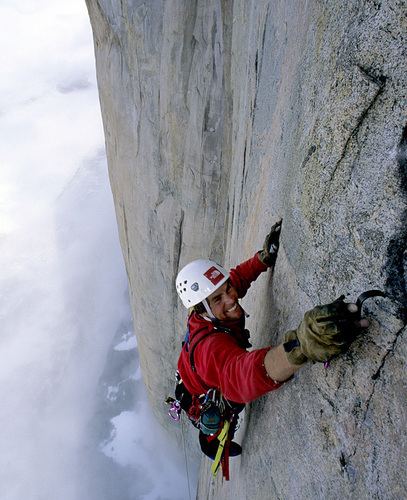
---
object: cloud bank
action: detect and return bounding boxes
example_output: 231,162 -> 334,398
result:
0,1 -> 193,498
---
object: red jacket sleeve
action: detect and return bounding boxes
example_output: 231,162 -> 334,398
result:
194,333 -> 281,404
229,253 -> 268,299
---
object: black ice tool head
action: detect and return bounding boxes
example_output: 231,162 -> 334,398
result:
356,290 -> 386,319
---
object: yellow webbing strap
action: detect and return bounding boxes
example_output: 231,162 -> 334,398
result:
211,420 -> 230,477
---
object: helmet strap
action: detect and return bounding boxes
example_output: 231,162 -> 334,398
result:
202,299 -> 216,320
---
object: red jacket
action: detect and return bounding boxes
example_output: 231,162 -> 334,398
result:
177,253 -> 281,404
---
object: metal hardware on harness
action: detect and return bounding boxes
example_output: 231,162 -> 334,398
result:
203,388 -> 225,414
166,398 -> 182,421
199,389 -> 227,436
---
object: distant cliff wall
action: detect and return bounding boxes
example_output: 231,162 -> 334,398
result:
86,1 -> 406,498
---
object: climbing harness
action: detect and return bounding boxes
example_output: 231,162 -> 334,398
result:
166,382 -> 240,480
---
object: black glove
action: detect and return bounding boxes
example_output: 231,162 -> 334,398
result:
258,219 -> 282,267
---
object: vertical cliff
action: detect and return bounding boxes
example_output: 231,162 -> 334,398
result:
86,0 -> 406,498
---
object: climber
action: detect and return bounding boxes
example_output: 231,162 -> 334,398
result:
175,220 -> 368,471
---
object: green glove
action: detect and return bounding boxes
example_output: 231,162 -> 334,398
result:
258,219 -> 282,267
283,296 -> 360,365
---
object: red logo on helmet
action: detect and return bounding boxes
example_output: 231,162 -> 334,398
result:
204,266 -> 224,285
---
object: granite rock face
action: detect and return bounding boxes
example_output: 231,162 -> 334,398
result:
86,1 -> 406,498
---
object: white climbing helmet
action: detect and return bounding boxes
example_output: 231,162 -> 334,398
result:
176,259 -> 230,308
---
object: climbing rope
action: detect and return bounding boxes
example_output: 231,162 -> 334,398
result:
180,415 -> 193,500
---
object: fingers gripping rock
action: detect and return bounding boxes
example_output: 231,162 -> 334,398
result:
258,219 -> 283,267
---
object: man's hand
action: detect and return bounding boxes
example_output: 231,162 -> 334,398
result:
283,296 -> 369,365
258,219 -> 282,267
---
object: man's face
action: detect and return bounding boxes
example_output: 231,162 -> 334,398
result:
207,280 -> 243,321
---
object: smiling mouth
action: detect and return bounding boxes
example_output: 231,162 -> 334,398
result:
226,303 -> 238,313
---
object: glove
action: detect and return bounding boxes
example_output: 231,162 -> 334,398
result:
258,219 -> 282,267
283,296 -> 361,365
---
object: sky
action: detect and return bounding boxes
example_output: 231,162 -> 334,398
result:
0,1 -> 193,499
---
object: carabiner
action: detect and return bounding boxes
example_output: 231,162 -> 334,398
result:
168,400 -> 181,421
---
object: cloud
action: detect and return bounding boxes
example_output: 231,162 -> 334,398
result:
57,78 -> 92,94
0,1 -> 194,499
